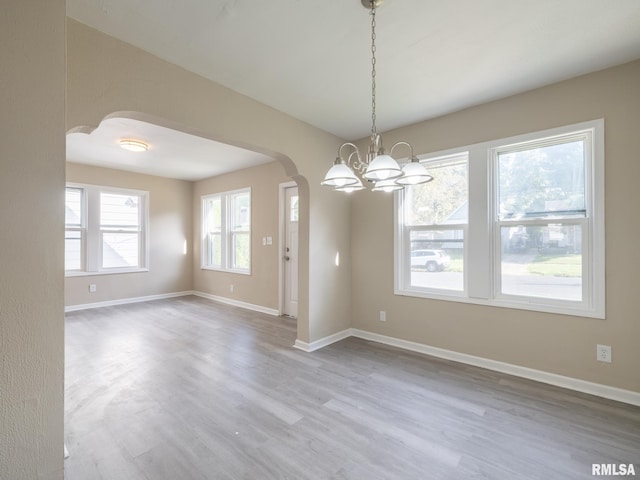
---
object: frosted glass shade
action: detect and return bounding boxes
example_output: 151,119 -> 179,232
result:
321,162 -> 359,187
335,176 -> 364,193
396,161 -> 434,185
363,154 -> 403,181
372,178 -> 403,193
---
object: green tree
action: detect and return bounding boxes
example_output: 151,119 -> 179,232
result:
406,159 -> 468,226
498,140 -> 585,218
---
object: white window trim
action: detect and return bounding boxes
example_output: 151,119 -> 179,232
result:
65,183 -> 149,277
395,119 -> 605,319
201,193 -> 223,270
201,187 -> 251,275
64,186 -> 87,273
395,150 -> 470,299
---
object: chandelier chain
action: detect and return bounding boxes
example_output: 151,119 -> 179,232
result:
370,2 -> 377,139
322,0 -> 434,192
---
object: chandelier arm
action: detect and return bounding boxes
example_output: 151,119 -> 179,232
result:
351,151 -> 368,175
347,150 -> 361,168
389,141 -> 415,163
337,142 -> 361,162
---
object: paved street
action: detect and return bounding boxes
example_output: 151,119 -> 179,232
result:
411,266 -> 581,301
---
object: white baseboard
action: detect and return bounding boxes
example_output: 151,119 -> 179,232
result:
64,291 -> 194,312
295,327 -> 640,407
193,291 -> 279,316
65,290 -> 280,317
293,329 -> 352,352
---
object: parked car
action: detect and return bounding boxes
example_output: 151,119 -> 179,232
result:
411,249 -> 451,272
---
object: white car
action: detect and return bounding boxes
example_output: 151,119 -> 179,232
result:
410,249 -> 451,272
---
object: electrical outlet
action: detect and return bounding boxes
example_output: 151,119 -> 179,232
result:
89,284 -> 97,293
379,310 -> 386,322
596,344 -> 611,363
230,284 -> 234,293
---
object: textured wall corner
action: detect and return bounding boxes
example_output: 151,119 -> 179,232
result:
0,1 -> 66,479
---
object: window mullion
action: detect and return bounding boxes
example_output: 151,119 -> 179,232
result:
394,119 -> 603,318
222,195 -> 229,270
86,187 -> 100,272
468,143 -> 490,300
201,189 -> 250,273
66,184 -> 148,275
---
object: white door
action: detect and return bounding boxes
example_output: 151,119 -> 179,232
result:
283,186 -> 299,317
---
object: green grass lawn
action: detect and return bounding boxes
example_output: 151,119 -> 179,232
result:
528,254 -> 581,277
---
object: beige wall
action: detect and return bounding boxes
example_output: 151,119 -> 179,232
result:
4,5 -> 636,476
66,19 -> 353,344
65,163 -> 193,307
351,60 -> 640,393
0,1 -> 65,479
193,162 -> 290,310
66,160 -> 291,312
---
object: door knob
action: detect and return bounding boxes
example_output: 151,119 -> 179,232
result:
284,256 -> 290,261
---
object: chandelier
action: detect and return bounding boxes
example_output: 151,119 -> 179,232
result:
322,0 -> 433,193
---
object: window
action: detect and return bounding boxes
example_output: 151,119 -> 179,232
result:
290,194 -> 299,223
64,184 -> 148,275
396,119 -> 604,318
495,135 -> 587,303
100,192 -> 143,269
397,154 -> 468,293
202,195 -> 222,268
202,188 -> 251,274
65,187 -> 84,271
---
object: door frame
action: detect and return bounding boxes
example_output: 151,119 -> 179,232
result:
278,181 -> 298,316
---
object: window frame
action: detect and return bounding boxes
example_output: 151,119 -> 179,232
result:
202,194 -> 223,269
201,187 -> 251,275
65,183 -> 149,277
395,152 -> 469,298
64,186 -> 86,272
395,119 -> 605,319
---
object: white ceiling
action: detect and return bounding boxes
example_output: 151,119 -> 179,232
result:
67,117 -> 274,181
66,0 -> 640,179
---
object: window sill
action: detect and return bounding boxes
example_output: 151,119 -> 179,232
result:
65,268 -> 149,277
200,266 -> 251,276
395,288 -> 604,319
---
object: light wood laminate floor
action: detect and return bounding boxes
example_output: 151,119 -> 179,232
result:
65,296 -> 639,479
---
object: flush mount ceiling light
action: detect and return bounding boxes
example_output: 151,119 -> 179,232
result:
321,0 -> 433,192
119,139 -> 149,152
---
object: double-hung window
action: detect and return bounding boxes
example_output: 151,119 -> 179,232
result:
202,188 -> 251,274
397,153 -> 468,294
65,187 -> 85,271
395,119 -> 604,318
64,184 -> 148,275
100,192 -> 144,269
